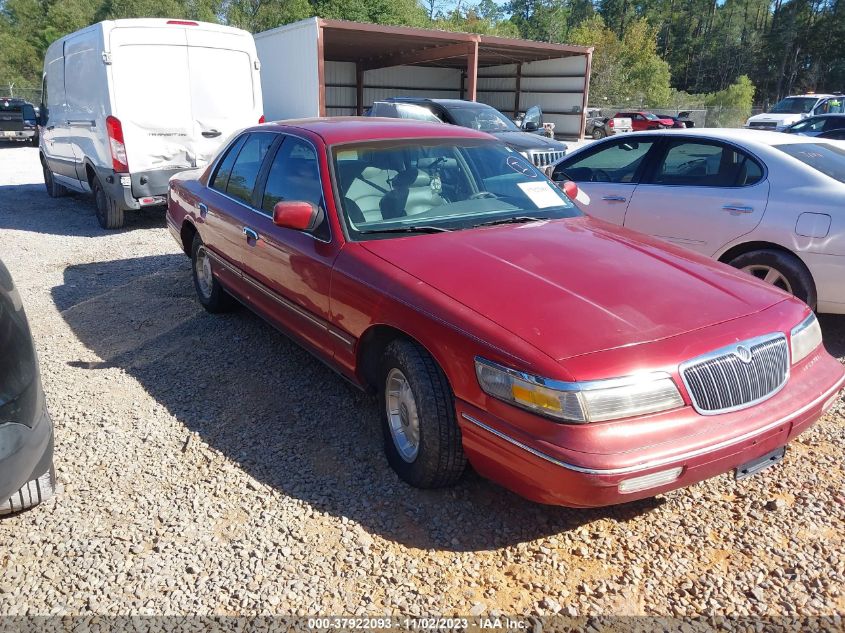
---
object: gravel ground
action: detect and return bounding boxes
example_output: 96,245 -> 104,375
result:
0,142 -> 844,619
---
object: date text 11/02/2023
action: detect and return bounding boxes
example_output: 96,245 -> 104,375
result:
307,617 -> 529,630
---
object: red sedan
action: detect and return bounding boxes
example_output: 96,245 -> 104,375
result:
615,111 -> 678,131
166,118 -> 844,507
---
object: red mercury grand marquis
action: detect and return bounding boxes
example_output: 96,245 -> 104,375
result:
166,118 -> 845,507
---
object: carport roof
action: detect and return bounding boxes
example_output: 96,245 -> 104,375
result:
318,19 -> 592,70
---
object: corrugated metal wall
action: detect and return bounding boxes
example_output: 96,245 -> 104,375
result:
326,61 -> 462,115
478,56 -> 588,138
254,19 -> 321,120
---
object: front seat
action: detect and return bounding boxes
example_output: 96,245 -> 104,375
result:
379,168 -> 443,219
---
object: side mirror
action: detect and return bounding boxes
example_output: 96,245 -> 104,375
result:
559,181 -> 578,199
272,200 -> 319,231
523,121 -> 539,132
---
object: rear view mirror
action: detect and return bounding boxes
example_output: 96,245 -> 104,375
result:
272,201 -> 320,231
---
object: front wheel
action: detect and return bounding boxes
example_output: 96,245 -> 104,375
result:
592,127 -> 606,140
93,177 -> 125,229
379,339 -> 466,489
729,249 -> 817,309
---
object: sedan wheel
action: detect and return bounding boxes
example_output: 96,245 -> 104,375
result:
729,249 -> 816,309
741,264 -> 792,294
379,339 -> 466,488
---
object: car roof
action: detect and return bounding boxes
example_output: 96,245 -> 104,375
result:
245,117 -> 495,144
386,97 -> 491,109
615,128 -> 836,146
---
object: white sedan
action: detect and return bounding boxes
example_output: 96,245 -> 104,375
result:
550,129 -> 845,314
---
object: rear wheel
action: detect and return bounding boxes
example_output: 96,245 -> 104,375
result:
42,160 -> 67,198
93,177 -> 125,229
0,464 -> 57,516
379,339 -> 466,489
191,233 -> 236,313
729,249 -> 817,309
592,127 -> 606,140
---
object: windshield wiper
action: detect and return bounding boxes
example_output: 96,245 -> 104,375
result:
358,225 -> 452,235
474,216 -> 548,228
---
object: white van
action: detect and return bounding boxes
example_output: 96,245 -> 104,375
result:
40,19 -> 264,228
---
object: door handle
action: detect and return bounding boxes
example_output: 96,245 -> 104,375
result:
198,203 -> 208,218
68,119 -> 95,127
722,204 -> 753,214
243,227 -> 259,242
202,129 -> 221,138
602,195 -> 627,202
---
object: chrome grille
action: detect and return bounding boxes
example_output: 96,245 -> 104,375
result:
680,333 -> 789,415
748,121 -> 777,129
524,150 -> 566,167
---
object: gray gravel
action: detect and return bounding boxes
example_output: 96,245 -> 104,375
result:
1,142 -> 844,617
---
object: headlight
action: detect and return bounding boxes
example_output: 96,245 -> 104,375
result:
791,313 -> 822,364
475,358 -> 684,423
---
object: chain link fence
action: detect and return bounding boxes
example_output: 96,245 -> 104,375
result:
0,81 -> 42,104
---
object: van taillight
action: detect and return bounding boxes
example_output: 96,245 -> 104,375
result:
106,116 -> 129,173
258,115 -> 266,124
167,20 -> 198,25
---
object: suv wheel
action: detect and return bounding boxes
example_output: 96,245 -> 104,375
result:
729,249 -> 817,309
592,127 -> 606,139
42,161 -> 67,198
379,339 -> 466,488
93,177 -> 125,229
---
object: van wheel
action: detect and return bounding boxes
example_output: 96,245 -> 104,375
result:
93,177 -> 125,229
191,233 -> 236,313
42,161 -> 67,198
379,339 -> 466,489
729,249 -> 817,309
0,464 -> 57,516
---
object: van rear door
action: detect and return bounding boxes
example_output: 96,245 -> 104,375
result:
109,24 -> 260,178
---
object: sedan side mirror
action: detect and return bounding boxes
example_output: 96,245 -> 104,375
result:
273,200 -> 320,231
558,181 -> 578,199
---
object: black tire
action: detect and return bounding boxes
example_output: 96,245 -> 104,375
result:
379,339 -> 466,488
592,127 -> 606,140
191,233 -> 236,313
42,160 -> 67,198
93,177 -> 125,229
0,464 -> 57,516
729,249 -> 817,309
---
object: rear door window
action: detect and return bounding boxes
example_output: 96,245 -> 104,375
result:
187,47 -> 254,120
210,134 -> 248,191
650,140 -> 763,187
224,132 -> 276,204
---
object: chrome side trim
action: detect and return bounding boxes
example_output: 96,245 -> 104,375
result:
241,274 -> 328,331
204,249 -> 241,277
474,356 -> 673,392
461,372 -> 845,476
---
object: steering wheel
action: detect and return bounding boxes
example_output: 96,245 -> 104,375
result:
590,169 -> 612,183
470,191 -> 499,200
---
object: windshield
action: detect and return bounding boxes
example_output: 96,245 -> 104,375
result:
644,112 -> 660,121
333,139 -> 580,239
449,106 -> 520,133
770,97 -> 819,114
775,143 -> 845,183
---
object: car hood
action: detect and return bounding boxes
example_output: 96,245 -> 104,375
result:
748,113 -> 802,125
361,218 -> 786,362
489,131 -> 567,152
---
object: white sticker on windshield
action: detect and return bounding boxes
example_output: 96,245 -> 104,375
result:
517,181 -> 564,208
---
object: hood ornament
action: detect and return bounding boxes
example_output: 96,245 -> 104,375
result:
735,345 -> 753,364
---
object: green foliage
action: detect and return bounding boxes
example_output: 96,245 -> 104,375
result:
702,74 -> 756,126
570,15 -> 671,107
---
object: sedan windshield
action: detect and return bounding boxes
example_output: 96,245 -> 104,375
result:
770,97 -> 818,114
644,112 -> 660,121
333,139 -> 580,239
774,142 -> 845,183
449,107 -> 520,133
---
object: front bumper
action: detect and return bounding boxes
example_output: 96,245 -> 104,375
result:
0,394 -> 54,502
458,351 -> 845,507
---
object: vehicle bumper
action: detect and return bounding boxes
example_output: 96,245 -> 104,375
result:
0,392 -> 54,502
457,353 -> 845,507
95,166 -> 187,212
800,251 -> 845,313
1,129 -> 35,141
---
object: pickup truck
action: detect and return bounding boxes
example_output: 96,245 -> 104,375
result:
0,98 -> 38,145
